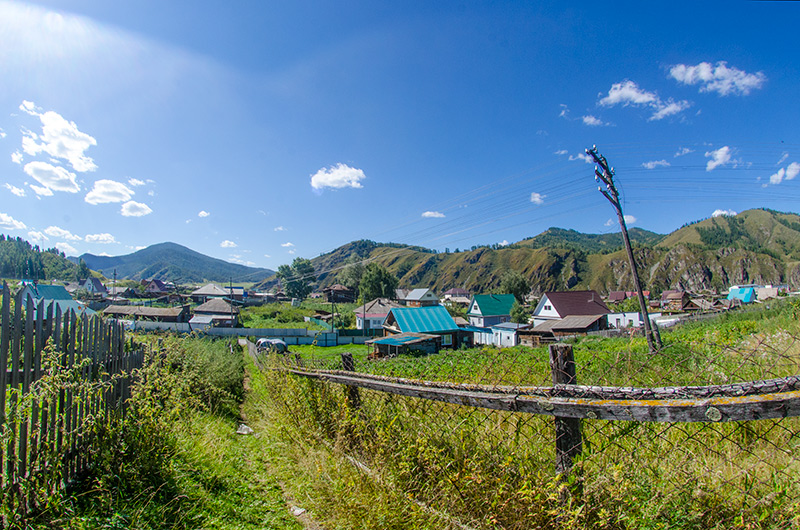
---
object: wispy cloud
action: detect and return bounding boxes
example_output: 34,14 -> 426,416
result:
558,104 -> 569,118
674,147 -> 693,157
121,200 -> 152,217
85,232 -> 116,244
0,212 -> 26,230
777,153 -> 789,166
712,209 -> 737,217
24,161 -> 80,193
554,149 -> 568,156
669,61 -> 766,96
19,101 -> 98,172
422,211 -> 445,218
569,153 -> 593,163
530,192 -> 545,205
582,115 -> 608,127
198,210 -> 210,217
128,178 -> 145,186
705,146 -> 732,171
642,160 -> 670,169
45,226 -> 81,240
274,225 -> 286,231
598,80 -> 691,121
281,242 -> 294,247
220,240 -> 237,248
310,163 -> 365,190
605,215 -> 636,227
85,179 -> 134,204
5,183 -> 25,197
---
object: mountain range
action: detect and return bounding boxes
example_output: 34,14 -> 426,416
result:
281,208 -> 800,295
74,242 -> 275,283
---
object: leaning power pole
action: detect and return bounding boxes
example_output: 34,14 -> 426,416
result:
586,145 -> 661,353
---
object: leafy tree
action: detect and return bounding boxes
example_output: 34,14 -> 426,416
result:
510,301 -> 531,324
77,259 -> 91,281
500,270 -> 530,304
276,257 -> 316,300
338,258 -> 365,292
359,263 -> 398,301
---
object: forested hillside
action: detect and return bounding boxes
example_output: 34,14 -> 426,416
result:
0,234 -> 78,281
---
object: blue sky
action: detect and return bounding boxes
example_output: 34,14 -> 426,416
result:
1,1 -> 799,271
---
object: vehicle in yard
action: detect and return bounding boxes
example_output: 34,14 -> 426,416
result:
256,338 -> 289,354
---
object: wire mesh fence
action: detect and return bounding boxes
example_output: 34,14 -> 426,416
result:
254,302 -> 800,529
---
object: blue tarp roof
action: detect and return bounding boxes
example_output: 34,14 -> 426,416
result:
388,306 -> 459,333
727,287 -> 756,303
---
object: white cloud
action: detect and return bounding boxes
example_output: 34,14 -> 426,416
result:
147,190 -> 155,197
0,213 -> 26,230
642,160 -> 670,169
288,249 -> 296,255
84,179 -> 135,204
769,162 -> 800,185
569,153 -> 593,163
674,147 -> 693,157
85,233 -> 116,244
787,162 -> 800,180
23,161 -> 80,193
198,210 -> 210,217
554,149 -> 568,156
45,226 -> 81,240
777,153 -> 789,165
598,80 -> 690,121
11,151 -> 23,164
669,62 -> 766,96
274,225 -> 286,231
770,168 -> 786,185
310,163 -> 366,190
649,99 -> 692,121
121,200 -> 152,217
281,242 -> 294,247
20,105 -> 97,172
5,183 -> 25,197
599,80 -> 658,107
582,115 -> 607,126
29,184 -> 53,197
422,211 -> 445,218
530,192 -> 545,205
55,242 -> 78,255
28,230 -> 48,243
624,215 -> 636,225
712,209 -> 737,218
128,178 -> 145,186
264,254 -> 271,258
558,104 -> 569,118
220,240 -> 237,248
705,146 -> 732,171
499,240 -> 509,247
0,128 -> 5,139
20,100 -> 40,115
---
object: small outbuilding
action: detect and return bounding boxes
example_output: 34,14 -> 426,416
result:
367,332 -> 440,358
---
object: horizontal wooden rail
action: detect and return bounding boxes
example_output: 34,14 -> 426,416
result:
287,368 -> 800,423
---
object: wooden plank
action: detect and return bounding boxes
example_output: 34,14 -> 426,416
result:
0,282 -> 10,489
340,352 -> 361,410
19,294 -> 34,480
286,369 -> 800,423
549,344 -> 582,475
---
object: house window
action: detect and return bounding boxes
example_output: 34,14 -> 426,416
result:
544,305 -> 551,310
441,334 -> 453,346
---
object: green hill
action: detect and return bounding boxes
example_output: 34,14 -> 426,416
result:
0,234 -> 78,281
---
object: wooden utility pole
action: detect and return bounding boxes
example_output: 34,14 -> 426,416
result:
586,145 -> 661,353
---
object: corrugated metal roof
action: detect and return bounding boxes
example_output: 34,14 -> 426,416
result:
551,314 -> 604,330
388,306 -> 459,333
22,284 -> 73,301
405,288 -> 433,301
469,294 -> 516,317
368,332 -> 438,346
492,322 -> 530,330
543,291 -> 610,317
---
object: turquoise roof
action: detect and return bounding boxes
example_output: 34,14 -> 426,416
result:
469,294 -> 516,317
22,284 -> 73,301
388,306 -> 459,333
372,335 -> 434,346
33,299 -> 96,319
727,287 -> 756,303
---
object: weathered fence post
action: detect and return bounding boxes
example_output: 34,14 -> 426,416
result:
548,344 -> 582,476
340,352 -> 361,410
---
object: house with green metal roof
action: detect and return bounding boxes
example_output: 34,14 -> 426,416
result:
19,282 -> 96,319
383,305 -> 464,348
468,293 -> 516,328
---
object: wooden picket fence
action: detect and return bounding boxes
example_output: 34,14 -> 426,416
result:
0,282 -> 145,505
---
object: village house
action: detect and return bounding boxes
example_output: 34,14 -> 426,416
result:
727,286 -> 756,304
533,290 -> 610,324
492,322 -> 531,347
398,288 -> 439,307
19,282 -> 96,319
144,279 -> 170,296
81,277 -> 107,295
383,305 -> 467,348
323,284 -> 356,303
103,304 -> 190,323
468,294 -> 516,327
353,297 -> 403,330
660,290 -> 692,312
190,283 -> 229,303
190,298 -> 240,327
